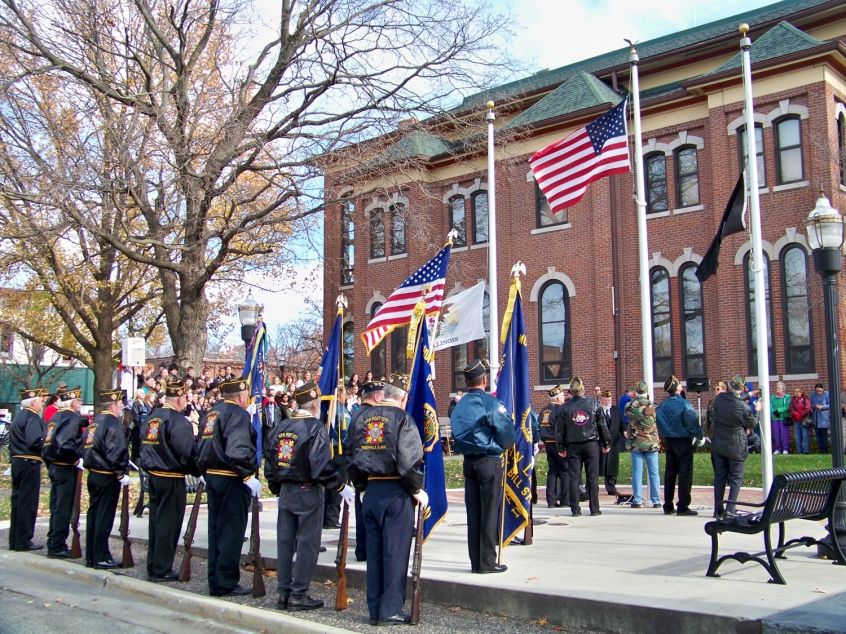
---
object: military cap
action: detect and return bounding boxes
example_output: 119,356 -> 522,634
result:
728,374 -> 745,392
387,373 -> 410,394
568,376 -> 584,394
548,384 -> 563,398
20,387 -> 48,400
99,388 -> 126,405
361,380 -> 386,397
635,381 -> 649,395
219,378 -> 248,395
715,380 -> 728,391
294,379 -> 320,405
601,389 -> 613,398
57,386 -> 82,401
165,380 -> 187,397
663,375 -> 680,393
463,359 -> 488,383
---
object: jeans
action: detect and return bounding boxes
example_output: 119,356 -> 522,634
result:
794,423 -> 811,454
630,450 -> 660,505
713,453 -> 745,515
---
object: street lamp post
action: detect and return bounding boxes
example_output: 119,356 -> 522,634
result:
805,192 -> 846,558
238,290 -> 263,362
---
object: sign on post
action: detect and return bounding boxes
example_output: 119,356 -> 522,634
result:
121,337 -> 146,368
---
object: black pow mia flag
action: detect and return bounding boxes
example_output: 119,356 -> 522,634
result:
695,173 -> 747,283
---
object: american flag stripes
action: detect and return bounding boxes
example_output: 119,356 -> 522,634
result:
529,100 -> 630,213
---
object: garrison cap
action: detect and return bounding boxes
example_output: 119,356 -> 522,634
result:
601,389 -> 613,398
165,380 -> 187,397
57,386 -> 82,401
663,375 -> 680,393
20,387 -> 48,400
568,376 -> 584,394
387,373 -> 409,393
635,381 -> 649,395
219,378 -> 248,395
548,384 -> 563,398
728,374 -> 745,392
294,380 -> 320,405
463,359 -> 488,383
99,388 -> 126,405
360,380 -> 386,397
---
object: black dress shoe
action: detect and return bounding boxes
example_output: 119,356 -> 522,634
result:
571,508 -> 582,517
323,523 -> 342,530
94,560 -> 121,570
26,543 -> 44,551
591,510 -> 602,516
319,546 -> 327,553
630,503 -> 642,508
477,564 -> 507,574
380,612 -> 411,625
606,488 -> 619,496
227,585 -> 252,596
287,595 -> 323,611
676,508 -> 699,516
663,506 -> 675,515
276,594 -> 289,610
149,570 -> 179,582
48,549 -> 73,559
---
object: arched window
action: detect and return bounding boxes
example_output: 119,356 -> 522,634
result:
679,265 -> 706,379
342,321 -> 355,383
775,117 -> 803,184
839,109 -> 846,186
645,153 -> 668,214
370,303 -> 386,379
739,124 -> 766,187
675,146 -> 700,208
781,246 -> 813,373
452,292 -> 490,391
390,203 -> 406,255
538,281 -> 571,383
341,198 -> 355,285
536,180 -> 567,227
650,267 -> 673,381
449,196 -> 466,247
472,191 -> 488,244
369,208 -> 385,258
744,252 -> 775,373
391,325 -> 408,375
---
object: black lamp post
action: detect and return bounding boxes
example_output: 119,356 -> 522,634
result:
805,192 -> 846,558
238,290 -> 263,361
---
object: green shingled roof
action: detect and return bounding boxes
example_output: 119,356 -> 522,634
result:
504,72 -> 622,130
705,20 -> 824,75
374,130 -> 454,164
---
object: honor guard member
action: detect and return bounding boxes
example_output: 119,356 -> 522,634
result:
41,386 -> 85,558
554,377 -> 610,517
347,374 -> 427,626
9,387 -> 48,551
83,389 -> 130,568
538,385 -> 568,508
139,380 -> 199,581
449,360 -> 514,574
264,380 -> 354,611
344,379 -> 386,562
196,378 -> 260,597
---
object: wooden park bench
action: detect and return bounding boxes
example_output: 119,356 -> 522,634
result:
439,417 -> 453,456
704,467 -> 846,584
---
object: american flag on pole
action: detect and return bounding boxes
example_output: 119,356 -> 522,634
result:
529,100 -> 630,213
362,242 -> 452,354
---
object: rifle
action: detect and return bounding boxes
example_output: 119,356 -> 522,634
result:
334,501 -> 350,610
69,469 -> 83,558
179,480 -> 205,582
409,502 -> 425,625
250,496 -> 266,598
133,466 -> 147,518
120,483 -> 134,567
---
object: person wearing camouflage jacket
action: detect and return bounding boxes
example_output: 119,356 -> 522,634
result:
625,382 -> 660,508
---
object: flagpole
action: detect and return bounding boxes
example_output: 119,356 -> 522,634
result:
629,47 -> 654,400
486,101 -> 501,393
739,23 -> 773,495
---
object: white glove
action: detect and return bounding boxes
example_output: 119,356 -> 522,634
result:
245,476 -> 261,498
199,475 -> 206,485
76,458 -> 84,471
118,475 -> 130,487
412,489 -> 429,509
339,484 -> 355,506
533,443 -> 540,457
359,490 -> 365,504
692,437 -> 705,448
247,402 -> 257,417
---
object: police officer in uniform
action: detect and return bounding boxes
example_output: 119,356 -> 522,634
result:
450,360 -> 515,574
196,378 -> 260,597
42,386 -> 85,558
139,380 -> 199,581
347,374 -> 427,626
9,387 -> 48,551
554,377 -> 610,517
538,385 -> 568,508
264,380 -> 354,611
83,389 -> 130,568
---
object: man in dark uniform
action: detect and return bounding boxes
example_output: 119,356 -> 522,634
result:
9,387 -> 48,551
196,378 -> 259,597
450,360 -> 515,574
265,380 -> 354,611
346,374 -> 426,626
41,386 -> 85,559
83,389 -> 130,569
555,377 -> 610,517
598,390 -> 625,496
139,380 -> 199,581
538,385 -> 568,508
345,379 -> 385,562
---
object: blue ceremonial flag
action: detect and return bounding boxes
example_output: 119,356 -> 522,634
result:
242,319 -> 268,468
497,278 -> 532,547
318,308 -> 344,453
405,300 -> 448,540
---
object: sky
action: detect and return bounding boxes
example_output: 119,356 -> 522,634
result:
228,0 -> 778,344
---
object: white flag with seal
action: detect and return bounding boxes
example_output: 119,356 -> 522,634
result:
431,281 -> 486,351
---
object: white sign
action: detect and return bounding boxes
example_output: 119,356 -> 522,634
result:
121,337 -> 146,367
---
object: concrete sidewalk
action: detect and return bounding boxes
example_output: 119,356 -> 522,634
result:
54,484 -> 844,634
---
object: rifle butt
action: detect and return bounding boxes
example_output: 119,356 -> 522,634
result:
121,484 -> 134,567
178,551 -> 192,582
335,501 -> 350,610
179,481 -> 204,582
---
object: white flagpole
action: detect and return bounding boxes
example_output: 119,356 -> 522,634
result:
629,47 -> 654,400
739,23 -> 773,495
486,101 -> 500,393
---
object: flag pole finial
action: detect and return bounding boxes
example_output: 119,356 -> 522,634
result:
739,23 -> 749,37
510,262 -> 526,279
446,228 -> 458,245
486,100 -> 495,111
336,294 -> 348,310
624,38 -> 638,57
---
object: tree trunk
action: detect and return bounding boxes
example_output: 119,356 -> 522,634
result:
171,286 -> 209,372
91,344 -> 114,398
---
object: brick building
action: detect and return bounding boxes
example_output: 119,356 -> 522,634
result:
322,0 -> 846,412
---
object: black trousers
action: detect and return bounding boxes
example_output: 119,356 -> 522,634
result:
47,464 -> 77,555
663,437 -> 694,512
277,482 -> 323,598
10,458 -> 42,550
599,442 -> 621,491
147,475 -> 187,578
713,453 -> 745,515
323,454 -> 347,527
354,490 -> 367,561
544,443 -> 568,506
86,471 -> 121,565
568,441 -> 600,514
363,480 -> 413,621
205,474 -> 250,596
463,454 -> 503,572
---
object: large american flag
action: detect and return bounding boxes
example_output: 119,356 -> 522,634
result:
529,100 -> 630,213
362,243 -> 452,354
